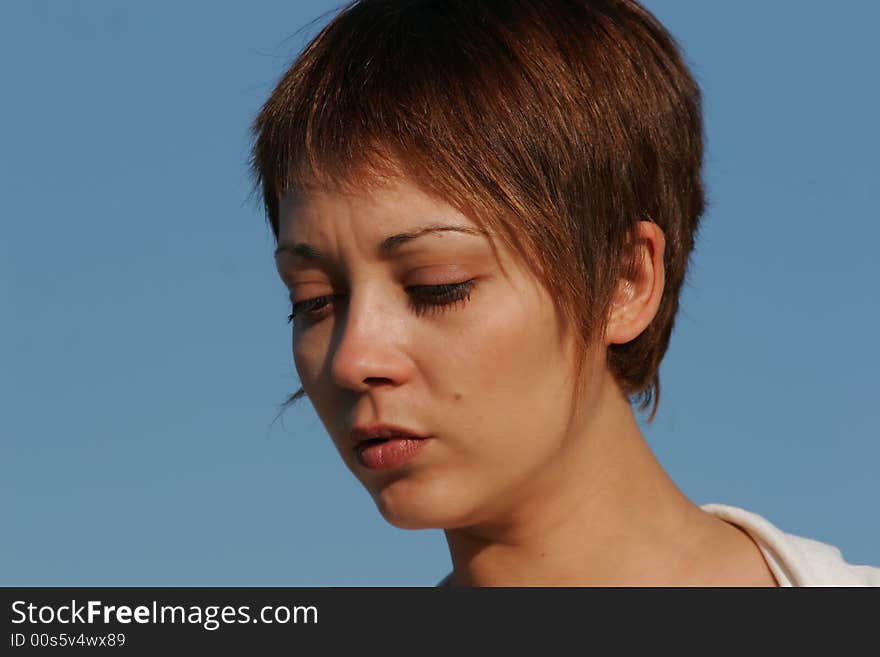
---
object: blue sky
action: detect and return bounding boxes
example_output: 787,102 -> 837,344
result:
2,0 -> 878,585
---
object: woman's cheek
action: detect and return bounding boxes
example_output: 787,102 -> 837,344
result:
292,341 -> 325,401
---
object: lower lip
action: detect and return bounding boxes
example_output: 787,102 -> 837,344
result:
356,437 -> 430,470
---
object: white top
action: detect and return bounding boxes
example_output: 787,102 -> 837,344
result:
701,503 -> 880,586
436,503 -> 880,586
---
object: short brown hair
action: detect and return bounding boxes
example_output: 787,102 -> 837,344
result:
251,0 -> 705,422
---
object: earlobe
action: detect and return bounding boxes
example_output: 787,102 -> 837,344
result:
605,221 -> 666,346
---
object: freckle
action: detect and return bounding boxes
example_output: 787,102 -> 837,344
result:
454,393 -> 462,401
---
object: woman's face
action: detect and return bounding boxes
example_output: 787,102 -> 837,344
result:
275,176 -> 605,529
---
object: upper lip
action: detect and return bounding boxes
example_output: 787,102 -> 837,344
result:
350,423 -> 430,446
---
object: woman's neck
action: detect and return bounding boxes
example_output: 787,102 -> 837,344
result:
442,374 -> 773,586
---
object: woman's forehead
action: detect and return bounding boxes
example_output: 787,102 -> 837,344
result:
277,176 -> 485,241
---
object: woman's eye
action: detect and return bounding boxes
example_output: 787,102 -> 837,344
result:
286,279 -> 476,324
407,279 -> 476,317
287,295 -> 334,323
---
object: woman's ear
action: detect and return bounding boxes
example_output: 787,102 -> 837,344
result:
605,221 -> 666,345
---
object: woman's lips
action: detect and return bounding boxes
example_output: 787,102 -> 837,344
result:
356,436 -> 430,470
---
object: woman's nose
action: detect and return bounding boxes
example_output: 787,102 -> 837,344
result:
328,292 -> 411,392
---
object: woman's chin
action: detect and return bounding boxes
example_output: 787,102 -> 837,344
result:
369,477 -> 476,530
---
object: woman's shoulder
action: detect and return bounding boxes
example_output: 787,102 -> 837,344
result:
701,503 -> 880,587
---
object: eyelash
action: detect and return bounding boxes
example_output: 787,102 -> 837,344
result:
286,280 -> 477,324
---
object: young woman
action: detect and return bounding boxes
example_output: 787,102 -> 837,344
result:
251,0 -> 879,586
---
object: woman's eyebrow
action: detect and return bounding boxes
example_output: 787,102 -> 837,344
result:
273,224 -> 487,260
